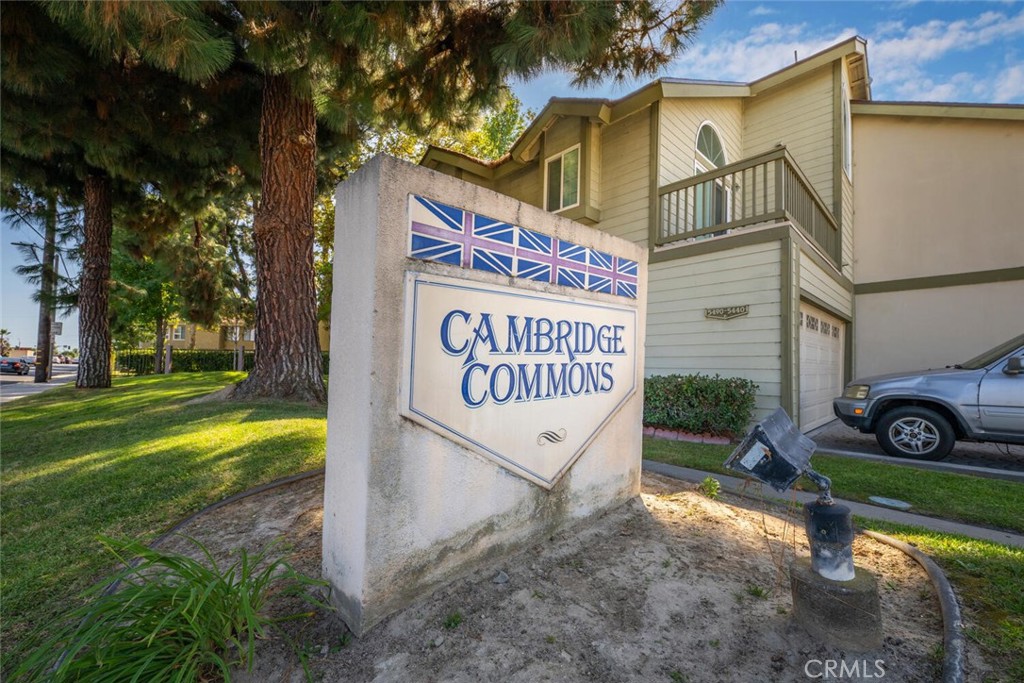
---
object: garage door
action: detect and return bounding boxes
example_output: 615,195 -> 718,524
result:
799,303 -> 845,431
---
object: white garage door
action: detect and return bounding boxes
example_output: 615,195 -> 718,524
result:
799,303 -> 845,431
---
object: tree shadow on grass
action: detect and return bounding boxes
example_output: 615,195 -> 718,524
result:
0,373 -> 327,656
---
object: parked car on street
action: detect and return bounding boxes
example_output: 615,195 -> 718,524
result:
833,333 -> 1024,460
0,357 -> 31,375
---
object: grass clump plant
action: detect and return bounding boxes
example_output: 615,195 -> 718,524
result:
697,475 -> 721,500
10,536 -> 329,682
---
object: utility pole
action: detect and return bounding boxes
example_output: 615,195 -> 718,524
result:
34,193 -> 58,383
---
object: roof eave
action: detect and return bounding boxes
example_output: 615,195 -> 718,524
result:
851,101 -> 1024,121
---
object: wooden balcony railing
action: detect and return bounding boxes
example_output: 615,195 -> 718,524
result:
656,146 -> 840,264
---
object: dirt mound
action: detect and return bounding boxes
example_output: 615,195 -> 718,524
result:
162,473 -> 983,682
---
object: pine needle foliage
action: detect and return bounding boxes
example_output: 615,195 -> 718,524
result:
29,0 -> 722,401
9,536 -> 330,683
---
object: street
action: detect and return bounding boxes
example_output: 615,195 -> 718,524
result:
0,363 -> 79,404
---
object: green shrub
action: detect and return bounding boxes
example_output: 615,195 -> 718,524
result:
115,350 -> 331,376
643,373 -> 758,437
10,536 -> 329,682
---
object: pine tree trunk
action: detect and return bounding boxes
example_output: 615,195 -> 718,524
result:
77,174 -> 112,388
34,193 -> 57,383
233,74 -> 325,403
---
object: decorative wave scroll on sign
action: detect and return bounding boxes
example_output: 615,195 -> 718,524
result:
537,429 -> 567,446
408,195 -> 638,299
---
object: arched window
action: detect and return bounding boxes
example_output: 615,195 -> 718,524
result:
696,123 -> 727,168
693,123 -> 729,231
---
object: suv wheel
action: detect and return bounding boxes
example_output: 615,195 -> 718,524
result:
876,407 -> 955,461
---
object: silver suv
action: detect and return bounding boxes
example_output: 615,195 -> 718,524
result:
833,333 -> 1024,460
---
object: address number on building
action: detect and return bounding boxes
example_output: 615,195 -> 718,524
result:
705,305 -> 749,320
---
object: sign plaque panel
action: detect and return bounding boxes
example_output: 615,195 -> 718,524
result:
401,272 -> 637,489
705,305 -> 749,320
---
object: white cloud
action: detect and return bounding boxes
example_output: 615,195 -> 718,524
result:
664,25 -> 858,82
749,5 -> 776,17
871,9 -> 1024,65
869,7 -> 1024,102
993,65 -> 1024,102
887,71 -> 976,101
512,7 -> 1024,108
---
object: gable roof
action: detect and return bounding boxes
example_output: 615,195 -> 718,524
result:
422,37 -> 870,175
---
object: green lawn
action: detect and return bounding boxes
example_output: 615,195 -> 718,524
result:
3,383 -> 1021,678
643,437 -> 1024,533
645,437 -> 1024,680
1,373 -> 326,656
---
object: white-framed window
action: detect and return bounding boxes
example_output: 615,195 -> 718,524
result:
544,144 -> 580,212
171,324 -> 186,341
841,79 -> 853,179
243,328 -> 255,342
693,122 -> 730,231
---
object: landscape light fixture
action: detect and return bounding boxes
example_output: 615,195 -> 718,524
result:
724,408 -> 882,651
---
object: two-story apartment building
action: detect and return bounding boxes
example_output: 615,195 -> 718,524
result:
421,37 -> 1024,430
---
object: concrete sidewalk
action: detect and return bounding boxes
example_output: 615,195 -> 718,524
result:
643,459 -> 1024,548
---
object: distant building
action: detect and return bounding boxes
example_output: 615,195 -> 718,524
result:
161,321 -> 330,353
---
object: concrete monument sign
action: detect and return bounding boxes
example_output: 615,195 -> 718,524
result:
323,156 -> 647,635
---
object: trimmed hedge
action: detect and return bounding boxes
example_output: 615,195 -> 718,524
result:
644,373 -> 758,438
115,350 -> 331,375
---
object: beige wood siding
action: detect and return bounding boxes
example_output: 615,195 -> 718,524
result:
658,98 -> 743,186
544,117 -> 582,161
646,241 -> 782,420
799,248 -> 852,316
494,164 -> 542,208
743,68 -> 835,210
597,109 -> 651,245
588,122 -> 602,210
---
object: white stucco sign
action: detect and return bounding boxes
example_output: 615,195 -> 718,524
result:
401,272 -> 637,488
324,157 -> 646,636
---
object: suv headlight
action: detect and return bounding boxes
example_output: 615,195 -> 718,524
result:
843,384 -> 870,400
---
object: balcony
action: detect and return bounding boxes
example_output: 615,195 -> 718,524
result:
656,146 -> 840,264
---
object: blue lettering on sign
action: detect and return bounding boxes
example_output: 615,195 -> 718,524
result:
442,310 -> 626,408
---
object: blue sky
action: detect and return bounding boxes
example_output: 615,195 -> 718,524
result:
3,1 -> 1022,349
512,0 -> 1024,110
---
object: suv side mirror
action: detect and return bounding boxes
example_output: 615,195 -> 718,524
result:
1004,356 -> 1022,375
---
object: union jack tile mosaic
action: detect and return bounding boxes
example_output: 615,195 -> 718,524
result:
409,195 -> 638,299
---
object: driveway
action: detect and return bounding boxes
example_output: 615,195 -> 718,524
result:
809,418 -> 1024,474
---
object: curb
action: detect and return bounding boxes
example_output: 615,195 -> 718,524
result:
150,467 -> 326,549
862,531 -> 965,683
